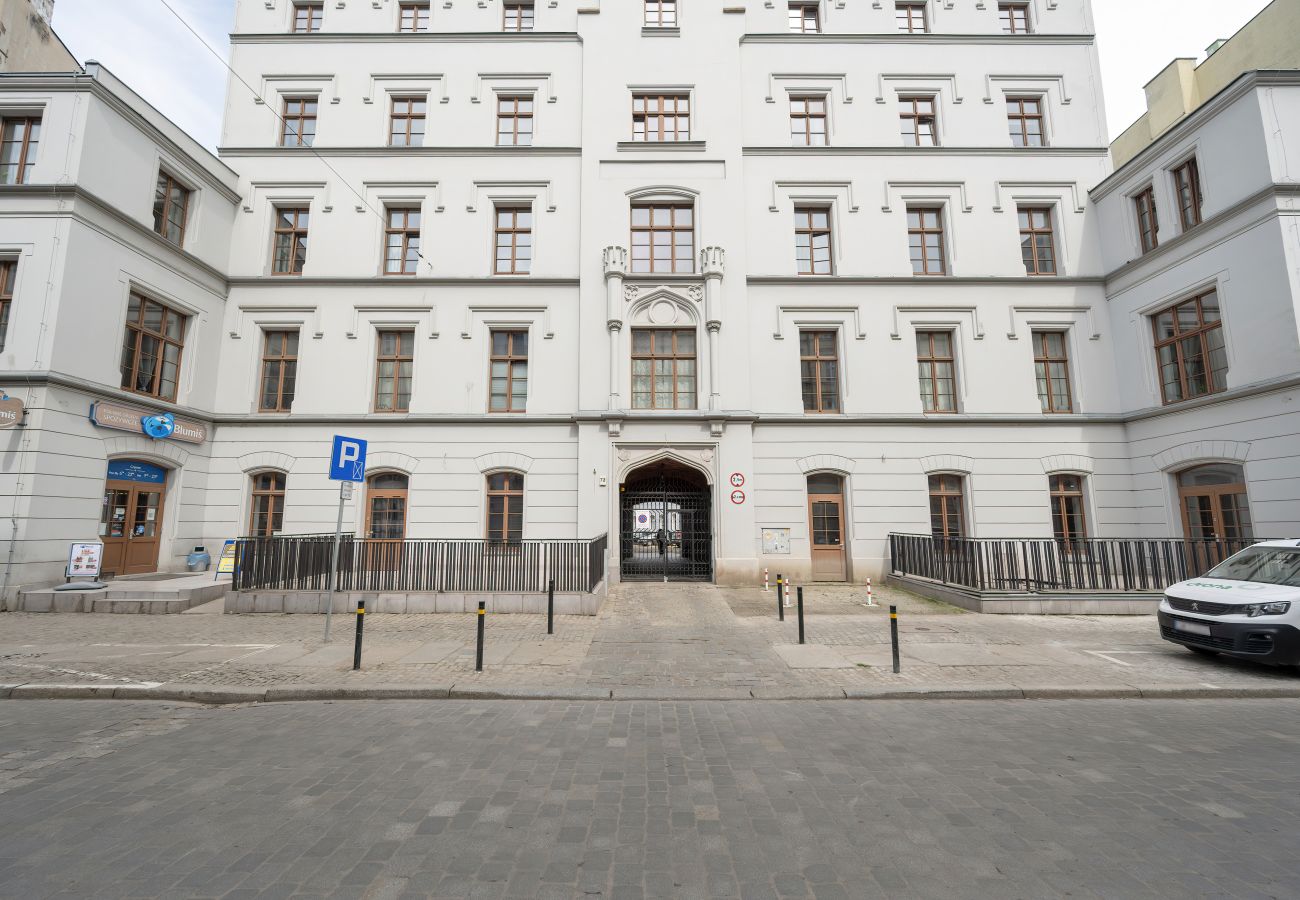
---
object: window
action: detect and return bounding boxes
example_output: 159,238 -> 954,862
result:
632,328 -> 696,409
497,95 -> 534,146
0,116 -> 40,184
292,1 -> 323,32
280,97 -> 317,147
998,1 -> 1030,33
383,207 -> 422,276
896,2 -> 928,32
152,172 -> 190,247
503,0 -> 534,31
1018,207 -> 1057,276
271,207 -> 309,276
374,330 -> 414,412
486,472 -> 524,543
1178,464 -> 1252,542
1134,187 -> 1159,253
494,206 -> 533,275
489,329 -> 529,412
632,94 -> 690,142
119,293 -> 186,402
788,2 -> 820,32
928,474 -> 965,539
800,330 -> 840,413
916,330 -> 956,413
644,0 -> 676,27
1032,330 -> 1073,414
0,260 -> 15,352
1049,474 -> 1088,543
899,96 -> 938,146
1007,97 -> 1045,147
398,1 -> 429,31
249,473 -> 287,537
1173,158 -> 1203,232
794,207 -> 833,275
907,207 -> 946,275
367,473 -> 409,540
630,204 -> 694,274
258,330 -> 299,412
789,95 -> 827,146
389,96 -> 426,147
1153,290 -> 1227,404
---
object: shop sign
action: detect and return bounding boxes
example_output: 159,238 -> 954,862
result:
67,542 -> 104,578
216,540 -> 238,576
106,460 -> 168,484
90,401 -> 207,444
0,393 -> 23,429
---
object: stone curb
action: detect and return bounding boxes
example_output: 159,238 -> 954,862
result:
4,683 -> 1300,704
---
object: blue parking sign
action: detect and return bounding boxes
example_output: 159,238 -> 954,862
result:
329,435 -> 367,482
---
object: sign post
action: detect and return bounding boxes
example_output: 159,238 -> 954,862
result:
325,435 -> 367,641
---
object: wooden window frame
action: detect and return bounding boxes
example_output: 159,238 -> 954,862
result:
383,207 -> 422,276
271,207 -> 310,276
366,473 -> 410,540
1049,474 -> 1088,543
895,1 -> 928,33
249,472 -> 288,537
794,206 -> 833,275
493,206 -> 533,276
998,1 -> 1031,34
291,0 -> 323,33
1032,330 -> 1073,414
899,95 -> 938,147
486,472 -> 525,543
503,0 -> 534,31
496,95 -> 534,146
1177,465 -> 1253,542
788,1 -> 820,33
1018,206 -> 1057,276
0,116 -> 41,185
280,96 -> 318,147
488,329 -> 529,413
928,474 -> 966,539
374,329 -> 415,413
1007,96 -> 1046,147
630,203 -> 695,274
0,260 -> 16,352
907,206 -> 947,276
1172,157 -> 1204,232
631,328 -> 697,410
152,171 -> 191,248
632,93 -> 690,143
258,329 -> 300,413
644,0 -> 677,27
916,330 -> 957,413
1134,186 -> 1159,253
799,329 -> 841,413
389,95 -> 426,147
789,95 -> 828,146
1152,290 -> 1228,405
398,1 -> 429,32
119,292 -> 187,403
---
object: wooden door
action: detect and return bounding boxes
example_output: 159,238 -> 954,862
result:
99,482 -> 165,576
365,474 -> 409,571
807,474 -> 846,582
1177,464 -> 1253,569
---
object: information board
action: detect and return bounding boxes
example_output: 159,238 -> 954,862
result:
216,540 -> 238,576
67,542 -> 104,578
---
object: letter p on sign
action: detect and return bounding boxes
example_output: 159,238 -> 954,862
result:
329,435 -> 368,482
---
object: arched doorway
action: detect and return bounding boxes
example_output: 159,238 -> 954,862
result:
100,459 -> 169,576
620,460 -> 712,581
807,473 -> 846,582
1178,464 -> 1252,542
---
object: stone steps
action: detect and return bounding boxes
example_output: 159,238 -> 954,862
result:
12,579 -> 230,613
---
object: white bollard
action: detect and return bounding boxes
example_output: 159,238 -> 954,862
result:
784,581 -> 793,608
764,567 -> 769,592
866,577 -> 876,607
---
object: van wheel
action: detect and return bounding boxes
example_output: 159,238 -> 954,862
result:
1187,646 -> 1218,657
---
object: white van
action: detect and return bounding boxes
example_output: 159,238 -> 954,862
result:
1158,540 -> 1300,667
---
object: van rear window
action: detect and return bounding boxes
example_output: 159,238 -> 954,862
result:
1207,548 -> 1300,587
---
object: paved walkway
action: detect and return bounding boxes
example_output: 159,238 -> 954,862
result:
1,582 -> 1297,699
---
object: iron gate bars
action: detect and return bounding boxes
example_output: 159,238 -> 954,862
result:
620,474 -> 713,581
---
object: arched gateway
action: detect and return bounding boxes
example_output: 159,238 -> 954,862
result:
620,461 -> 713,582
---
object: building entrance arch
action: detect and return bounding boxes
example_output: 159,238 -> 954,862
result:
620,460 -> 712,582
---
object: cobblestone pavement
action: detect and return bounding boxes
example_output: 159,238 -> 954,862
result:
1,582 -> 1296,693
2,699 -> 1299,899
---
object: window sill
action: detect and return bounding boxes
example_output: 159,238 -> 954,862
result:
641,26 -> 680,37
616,140 -> 707,152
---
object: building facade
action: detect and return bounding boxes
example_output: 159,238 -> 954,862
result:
2,0 -> 1298,602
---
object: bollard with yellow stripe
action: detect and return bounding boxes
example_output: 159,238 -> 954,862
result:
352,599 -> 366,670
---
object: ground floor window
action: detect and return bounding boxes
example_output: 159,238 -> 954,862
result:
249,472 -> 286,536
486,472 -> 524,543
1049,474 -> 1088,543
367,473 -> 409,540
928,473 -> 965,538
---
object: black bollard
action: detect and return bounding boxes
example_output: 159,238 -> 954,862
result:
476,600 -> 486,672
547,578 -> 555,635
352,599 -> 365,670
797,586 -> 805,645
776,574 -> 785,621
889,604 -> 901,674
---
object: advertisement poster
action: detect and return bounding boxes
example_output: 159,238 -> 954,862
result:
216,540 -> 238,576
67,542 -> 104,578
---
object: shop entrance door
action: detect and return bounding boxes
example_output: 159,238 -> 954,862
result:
807,473 -> 847,581
99,460 -> 168,577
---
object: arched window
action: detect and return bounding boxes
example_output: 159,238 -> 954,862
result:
1049,474 -> 1088,543
486,472 -> 524,543
367,472 -> 409,540
1178,464 -> 1252,542
928,474 -> 965,539
249,472 -> 287,536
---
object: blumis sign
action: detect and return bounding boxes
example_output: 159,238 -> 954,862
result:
329,435 -> 368,482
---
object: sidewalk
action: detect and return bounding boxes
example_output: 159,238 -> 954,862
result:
2,582 -> 1297,702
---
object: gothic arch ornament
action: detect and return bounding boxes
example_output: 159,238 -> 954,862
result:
625,285 -> 703,328
618,448 -> 715,485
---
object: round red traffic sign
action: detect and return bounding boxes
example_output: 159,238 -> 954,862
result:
730,472 -> 745,488
731,489 -> 746,505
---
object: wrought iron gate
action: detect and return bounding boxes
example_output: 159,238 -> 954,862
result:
620,474 -> 713,581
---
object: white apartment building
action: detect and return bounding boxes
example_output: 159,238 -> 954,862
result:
1,0 -> 1298,603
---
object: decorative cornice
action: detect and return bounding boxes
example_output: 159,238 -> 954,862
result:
743,146 -> 1109,157
747,275 -> 1107,286
740,33 -> 1095,46
219,146 -> 583,158
229,31 -> 582,44
225,276 -> 580,287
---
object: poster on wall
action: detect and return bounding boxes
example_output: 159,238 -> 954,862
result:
67,542 -> 104,578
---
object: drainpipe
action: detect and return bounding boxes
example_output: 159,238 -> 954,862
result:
603,246 -> 627,410
701,247 -> 726,412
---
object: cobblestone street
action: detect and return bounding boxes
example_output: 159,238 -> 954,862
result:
1,583 -> 1297,695
3,698 -> 1299,899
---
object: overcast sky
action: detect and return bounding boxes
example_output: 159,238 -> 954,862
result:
51,0 -> 1275,152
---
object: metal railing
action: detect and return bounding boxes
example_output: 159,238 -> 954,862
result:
234,533 -> 609,594
888,533 -> 1267,594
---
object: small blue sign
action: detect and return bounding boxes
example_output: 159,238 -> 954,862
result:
329,435 -> 367,482
142,412 -> 176,440
107,460 -> 168,484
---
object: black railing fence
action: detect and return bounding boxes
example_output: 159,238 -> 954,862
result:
888,533 -> 1267,593
234,533 -> 609,594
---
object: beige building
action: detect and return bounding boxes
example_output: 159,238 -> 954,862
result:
0,0 -> 75,73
